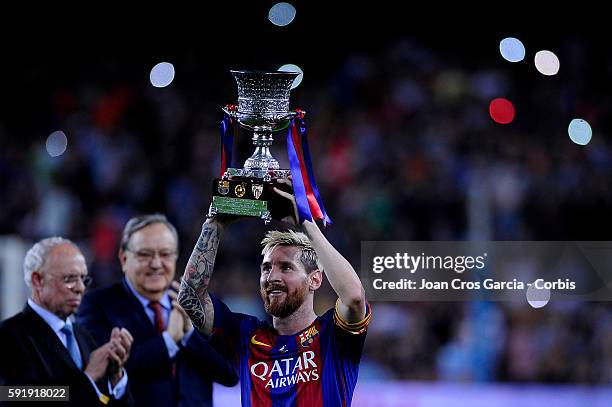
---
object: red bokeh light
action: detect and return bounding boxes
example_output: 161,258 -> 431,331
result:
489,98 -> 515,124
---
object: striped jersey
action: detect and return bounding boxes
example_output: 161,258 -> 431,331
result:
207,294 -> 371,407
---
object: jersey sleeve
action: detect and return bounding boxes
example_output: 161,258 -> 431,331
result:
330,299 -> 372,364
208,293 -> 244,363
205,292 -> 252,368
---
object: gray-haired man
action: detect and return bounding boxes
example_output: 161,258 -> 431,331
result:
0,237 -> 133,406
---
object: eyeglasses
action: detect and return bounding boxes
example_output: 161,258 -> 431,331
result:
127,248 -> 178,263
62,275 -> 93,288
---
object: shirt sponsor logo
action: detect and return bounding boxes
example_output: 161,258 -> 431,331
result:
250,350 -> 320,389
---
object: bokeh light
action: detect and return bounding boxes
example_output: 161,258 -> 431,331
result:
268,2 -> 296,26
46,130 -> 68,157
534,50 -> 560,76
568,118 -> 592,145
278,64 -> 303,89
489,98 -> 515,124
526,283 -> 551,309
499,37 -> 525,62
150,62 -> 175,88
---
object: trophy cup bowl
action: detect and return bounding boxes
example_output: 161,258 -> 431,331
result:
211,70 -> 301,223
223,70 -> 299,131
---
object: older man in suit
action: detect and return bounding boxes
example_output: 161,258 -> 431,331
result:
0,237 -> 133,406
77,214 -> 237,407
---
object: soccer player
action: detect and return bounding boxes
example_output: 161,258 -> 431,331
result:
178,180 -> 371,406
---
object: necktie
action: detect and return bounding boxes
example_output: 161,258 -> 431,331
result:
148,301 -> 165,334
60,324 -> 83,370
149,301 -> 177,378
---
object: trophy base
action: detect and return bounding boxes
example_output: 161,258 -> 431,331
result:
211,173 -> 294,224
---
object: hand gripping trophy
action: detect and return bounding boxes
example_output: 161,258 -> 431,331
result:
210,70 -> 331,225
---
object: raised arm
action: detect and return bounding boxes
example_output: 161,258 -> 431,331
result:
302,220 -> 366,323
178,218 -> 223,336
273,180 -> 367,323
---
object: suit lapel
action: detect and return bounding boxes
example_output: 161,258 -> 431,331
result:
120,279 -> 159,336
22,305 -> 81,371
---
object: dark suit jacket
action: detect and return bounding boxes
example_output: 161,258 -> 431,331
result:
76,280 -> 238,407
0,304 -> 131,407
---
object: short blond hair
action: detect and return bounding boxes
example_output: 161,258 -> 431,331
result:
261,230 -> 321,273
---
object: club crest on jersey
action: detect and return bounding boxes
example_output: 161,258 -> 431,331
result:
299,326 -> 319,347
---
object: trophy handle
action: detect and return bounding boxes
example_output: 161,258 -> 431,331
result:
222,104 -> 238,118
222,104 -> 305,131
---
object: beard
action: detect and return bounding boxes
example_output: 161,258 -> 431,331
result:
260,280 -> 309,318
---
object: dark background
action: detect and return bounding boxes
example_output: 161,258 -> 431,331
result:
0,2 -> 610,384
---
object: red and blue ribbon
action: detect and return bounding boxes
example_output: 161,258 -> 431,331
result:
286,112 -> 332,226
219,108 -> 235,177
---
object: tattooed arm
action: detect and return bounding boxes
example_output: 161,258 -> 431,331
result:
178,218 -> 223,336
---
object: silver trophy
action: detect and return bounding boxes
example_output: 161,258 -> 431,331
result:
211,70 -> 301,223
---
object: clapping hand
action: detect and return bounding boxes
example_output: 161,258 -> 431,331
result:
84,327 -> 132,386
108,327 -> 133,385
168,281 -> 193,338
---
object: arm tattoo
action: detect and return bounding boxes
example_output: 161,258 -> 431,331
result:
178,221 -> 221,332
178,279 -> 208,330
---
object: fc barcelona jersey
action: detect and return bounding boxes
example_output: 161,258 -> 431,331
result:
207,294 -> 371,407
